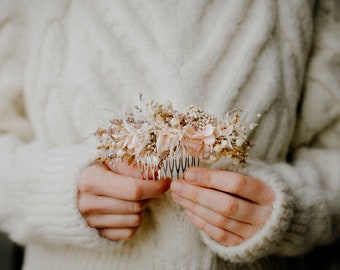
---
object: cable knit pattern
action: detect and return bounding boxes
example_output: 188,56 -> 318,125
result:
0,0 -> 340,269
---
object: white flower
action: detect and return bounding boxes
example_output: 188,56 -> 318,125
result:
249,123 -> 258,130
116,149 -> 126,158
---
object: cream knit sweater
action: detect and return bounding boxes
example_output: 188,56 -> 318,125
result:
0,0 -> 340,269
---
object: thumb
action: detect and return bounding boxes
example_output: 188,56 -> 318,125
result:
104,159 -> 166,180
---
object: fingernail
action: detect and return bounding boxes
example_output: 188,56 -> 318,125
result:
171,181 -> 183,193
184,169 -> 200,182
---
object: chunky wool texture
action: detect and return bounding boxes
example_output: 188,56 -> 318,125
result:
0,0 -> 340,269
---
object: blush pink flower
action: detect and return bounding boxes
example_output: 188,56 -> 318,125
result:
183,124 -> 215,158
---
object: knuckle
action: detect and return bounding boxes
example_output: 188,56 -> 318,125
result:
78,195 -> 91,215
188,187 -> 199,203
98,228 -> 109,239
78,174 -> 95,194
231,174 -> 247,194
217,215 -> 230,229
201,170 -> 210,185
203,172 -> 213,189
222,199 -> 238,216
132,201 -> 145,213
130,214 -> 143,227
215,231 -> 229,245
86,215 -> 97,227
129,184 -> 144,200
78,194 -> 100,216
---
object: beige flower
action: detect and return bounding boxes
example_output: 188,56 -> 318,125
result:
156,132 -> 173,153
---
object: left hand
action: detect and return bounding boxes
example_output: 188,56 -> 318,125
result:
170,167 -> 275,246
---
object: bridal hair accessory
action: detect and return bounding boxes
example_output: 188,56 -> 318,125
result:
95,95 -> 259,180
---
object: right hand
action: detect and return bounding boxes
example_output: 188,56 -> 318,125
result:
77,160 -> 171,241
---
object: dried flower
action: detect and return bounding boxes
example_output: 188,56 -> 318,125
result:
95,97 -> 260,167
95,95 -> 258,176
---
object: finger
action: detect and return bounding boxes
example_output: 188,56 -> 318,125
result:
104,159 -> 158,180
171,181 -> 272,225
171,192 -> 259,239
98,228 -> 138,241
86,213 -> 143,229
185,210 -> 244,246
103,159 -> 141,178
81,164 -> 171,200
78,194 -> 150,215
184,167 -> 275,204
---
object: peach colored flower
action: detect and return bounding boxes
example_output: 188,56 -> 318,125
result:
183,124 -> 215,158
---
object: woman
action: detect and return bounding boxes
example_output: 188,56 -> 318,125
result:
0,0 -> 339,269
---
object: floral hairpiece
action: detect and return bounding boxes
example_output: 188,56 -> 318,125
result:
95,95 -> 259,179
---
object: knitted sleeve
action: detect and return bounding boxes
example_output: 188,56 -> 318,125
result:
0,4 -> 119,250
200,0 -> 340,263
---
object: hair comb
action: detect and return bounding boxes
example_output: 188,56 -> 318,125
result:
95,95 -> 259,180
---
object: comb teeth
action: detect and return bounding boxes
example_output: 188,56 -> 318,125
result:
137,153 -> 200,180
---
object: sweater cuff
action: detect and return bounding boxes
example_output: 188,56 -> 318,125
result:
2,137 -> 121,249
200,160 -> 294,263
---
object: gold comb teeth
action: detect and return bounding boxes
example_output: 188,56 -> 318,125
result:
95,95 -> 259,180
